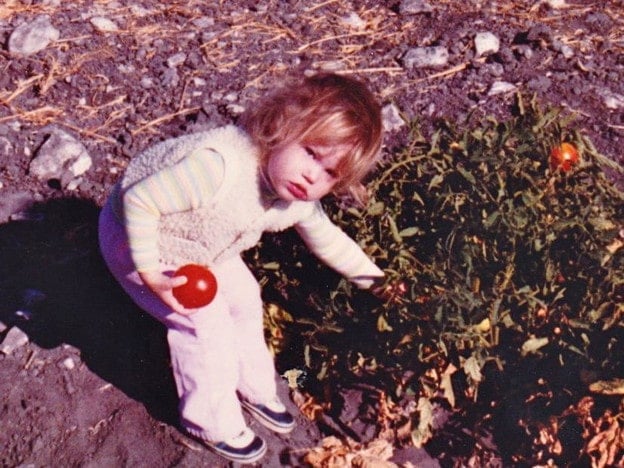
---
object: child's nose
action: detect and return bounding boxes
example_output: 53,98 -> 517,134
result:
303,164 -> 321,184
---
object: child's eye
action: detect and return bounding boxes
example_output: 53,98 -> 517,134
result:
304,146 -> 318,159
325,168 -> 338,178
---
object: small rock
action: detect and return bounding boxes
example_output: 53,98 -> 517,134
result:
140,77 -> 154,88
167,52 -> 187,68
475,32 -> 500,57
599,89 -> 624,110
382,103 -> 405,132
402,46 -> 449,68
0,321 -> 7,333
226,104 -> 245,116
192,17 -> 215,28
543,0 -> 567,7
29,129 -> 92,184
341,12 -> 366,30
60,357 -> 76,370
1,327 -> 29,355
8,15 -> 60,56
488,81 -> 518,96
90,16 -> 119,32
400,0 -> 433,14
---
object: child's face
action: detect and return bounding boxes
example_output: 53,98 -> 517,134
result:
266,141 -> 348,201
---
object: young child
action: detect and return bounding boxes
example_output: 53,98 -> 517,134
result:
98,72 -> 385,464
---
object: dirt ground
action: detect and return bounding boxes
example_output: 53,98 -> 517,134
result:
1,1 -> 622,466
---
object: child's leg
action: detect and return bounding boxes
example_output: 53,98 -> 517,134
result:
98,202 -> 247,442
215,256 -> 278,404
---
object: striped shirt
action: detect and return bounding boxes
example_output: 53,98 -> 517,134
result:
121,149 -> 383,288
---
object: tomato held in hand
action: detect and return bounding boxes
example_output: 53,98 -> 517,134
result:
172,264 -> 217,308
550,142 -> 579,172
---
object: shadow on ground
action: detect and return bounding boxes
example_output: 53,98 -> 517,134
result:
0,196 -> 178,425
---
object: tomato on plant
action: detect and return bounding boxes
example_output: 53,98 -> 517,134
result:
550,142 -> 579,172
172,264 -> 217,308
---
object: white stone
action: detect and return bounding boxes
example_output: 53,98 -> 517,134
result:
400,0 -> 433,14
1,327 -> 29,355
8,15 -> 60,56
600,89 -> 624,110
403,46 -> 449,68
544,0 -> 567,8
382,103 -> 405,132
90,16 -> 119,32
475,32 -> 500,57
341,12 -> 366,30
488,81 -> 518,96
167,53 -> 187,68
29,129 -> 92,182
60,357 -> 76,370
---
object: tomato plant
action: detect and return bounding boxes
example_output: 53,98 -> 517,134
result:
172,264 -> 217,308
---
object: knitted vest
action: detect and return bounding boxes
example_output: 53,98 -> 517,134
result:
118,125 -> 316,267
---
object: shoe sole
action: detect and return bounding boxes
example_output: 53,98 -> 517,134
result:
192,433 -> 267,464
208,441 -> 267,464
241,400 -> 296,434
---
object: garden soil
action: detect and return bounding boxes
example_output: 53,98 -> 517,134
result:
0,1 -> 622,466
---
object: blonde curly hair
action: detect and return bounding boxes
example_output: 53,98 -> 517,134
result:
241,73 -> 383,205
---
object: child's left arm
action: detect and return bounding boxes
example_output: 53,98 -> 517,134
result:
295,203 -> 384,289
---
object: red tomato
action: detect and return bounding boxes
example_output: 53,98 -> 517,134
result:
172,264 -> 217,308
550,142 -> 579,172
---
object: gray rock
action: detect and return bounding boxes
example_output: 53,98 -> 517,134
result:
90,16 -> 119,32
29,129 -> 92,184
475,32 -> 500,57
167,52 -> 187,68
599,89 -> 624,110
382,103 -> 405,132
403,46 -> 449,68
1,327 -> 29,355
8,15 -> 60,56
488,81 -> 518,96
400,0 -> 433,14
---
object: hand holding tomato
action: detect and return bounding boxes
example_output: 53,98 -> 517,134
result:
550,142 -> 579,172
172,264 -> 218,309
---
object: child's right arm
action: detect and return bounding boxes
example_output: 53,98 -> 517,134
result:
122,147 -> 225,314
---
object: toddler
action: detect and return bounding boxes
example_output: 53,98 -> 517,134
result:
98,73 -> 385,464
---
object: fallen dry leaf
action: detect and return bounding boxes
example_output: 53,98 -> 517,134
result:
303,436 -> 397,468
589,378 -> 624,396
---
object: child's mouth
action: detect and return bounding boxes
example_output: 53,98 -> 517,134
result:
287,182 -> 308,200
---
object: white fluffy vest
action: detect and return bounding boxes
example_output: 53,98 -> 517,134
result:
119,125 -> 316,267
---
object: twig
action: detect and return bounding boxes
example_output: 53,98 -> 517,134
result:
294,31 -> 379,53
305,0 -> 339,12
130,107 -> 201,136
58,122 -> 118,144
335,67 -> 404,75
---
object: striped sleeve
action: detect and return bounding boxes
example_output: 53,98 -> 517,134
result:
295,203 -> 384,289
122,147 -> 225,271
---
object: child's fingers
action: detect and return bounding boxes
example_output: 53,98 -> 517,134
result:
170,275 -> 188,288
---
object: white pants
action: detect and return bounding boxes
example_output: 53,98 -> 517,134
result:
98,201 -> 278,442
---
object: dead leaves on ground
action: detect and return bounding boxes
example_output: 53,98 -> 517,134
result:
303,436 -> 397,468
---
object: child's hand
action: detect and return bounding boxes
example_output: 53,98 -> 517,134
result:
138,270 -> 193,315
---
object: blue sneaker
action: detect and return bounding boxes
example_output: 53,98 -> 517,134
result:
241,397 -> 296,434
201,427 -> 266,464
